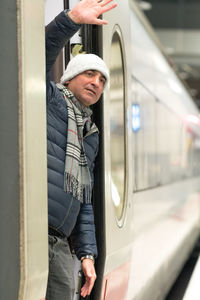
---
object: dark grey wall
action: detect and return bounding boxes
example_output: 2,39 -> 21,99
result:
145,1 -> 200,29
0,0 -> 20,299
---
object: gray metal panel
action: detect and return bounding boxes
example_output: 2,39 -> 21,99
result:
0,0 -> 20,299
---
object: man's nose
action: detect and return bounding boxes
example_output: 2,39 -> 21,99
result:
91,76 -> 100,87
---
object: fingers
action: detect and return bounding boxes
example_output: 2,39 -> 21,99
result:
69,0 -> 117,25
98,0 -> 117,23
100,0 -> 118,12
97,1 -> 117,25
81,259 -> 97,297
100,0 -> 116,7
81,273 -> 97,298
93,18 -> 108,25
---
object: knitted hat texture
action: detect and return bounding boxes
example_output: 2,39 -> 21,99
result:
60,54 -> 109,85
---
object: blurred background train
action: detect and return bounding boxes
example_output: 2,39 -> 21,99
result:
1,0 -> 200,299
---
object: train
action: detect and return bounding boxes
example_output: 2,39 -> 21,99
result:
1,0 -> 200,299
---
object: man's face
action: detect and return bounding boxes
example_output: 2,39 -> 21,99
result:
66,70 -> 106,107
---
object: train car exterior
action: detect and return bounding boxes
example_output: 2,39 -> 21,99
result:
1,0 -> 200,300
99,1 -> 200,299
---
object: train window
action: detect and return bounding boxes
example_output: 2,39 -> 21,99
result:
131,79 -> 157,191
110,29 -> 127,223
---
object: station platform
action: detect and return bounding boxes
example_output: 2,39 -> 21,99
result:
183,255 -> 200,300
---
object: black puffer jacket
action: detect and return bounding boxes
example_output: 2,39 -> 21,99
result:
46,11 -> 98,259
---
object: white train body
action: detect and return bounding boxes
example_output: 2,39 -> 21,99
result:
1,1 -> 200,300
100,1 -> 200,299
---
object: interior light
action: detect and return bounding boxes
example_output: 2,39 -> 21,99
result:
132,103 -> 141,132
186,114 -> 200,125
138,1 -> 152,11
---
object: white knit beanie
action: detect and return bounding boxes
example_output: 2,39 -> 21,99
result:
60,54 -> 109,86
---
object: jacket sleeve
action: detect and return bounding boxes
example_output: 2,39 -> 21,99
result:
70,203 -> 98,260
45,11 -> 81,97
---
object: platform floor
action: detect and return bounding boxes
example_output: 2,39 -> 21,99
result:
165,239 -> 200,300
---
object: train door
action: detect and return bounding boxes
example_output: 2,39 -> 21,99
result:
0,1 -> 48,300
92,1 -> 134,299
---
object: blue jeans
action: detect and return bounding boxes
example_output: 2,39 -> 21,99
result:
46,235 -> 75,300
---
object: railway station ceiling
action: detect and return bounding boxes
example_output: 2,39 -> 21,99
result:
137,0 -> 200,109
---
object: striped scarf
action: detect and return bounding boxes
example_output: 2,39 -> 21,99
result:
56,83 -> 99,203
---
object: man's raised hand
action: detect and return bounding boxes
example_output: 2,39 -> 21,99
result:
68,0 -> 117,25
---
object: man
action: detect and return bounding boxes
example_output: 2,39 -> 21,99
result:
45,0 -> 117,299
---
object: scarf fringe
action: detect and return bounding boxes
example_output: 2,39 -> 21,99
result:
57,83 -> 97,204
64,173 -> 92,204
